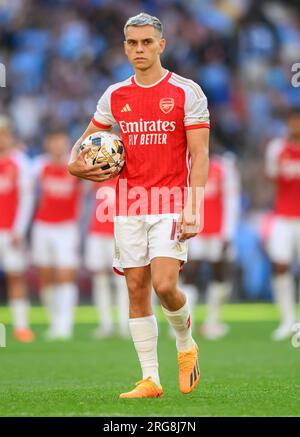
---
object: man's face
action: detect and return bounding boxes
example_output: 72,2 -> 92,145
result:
45,133 -> 70,157
124,25 -> 165,71
0,129 -> 13,153
288,114 -> 300,141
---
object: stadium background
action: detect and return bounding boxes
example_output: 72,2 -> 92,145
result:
1,0 -> 300,417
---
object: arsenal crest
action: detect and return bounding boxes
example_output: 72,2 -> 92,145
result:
159,98 -> 174,114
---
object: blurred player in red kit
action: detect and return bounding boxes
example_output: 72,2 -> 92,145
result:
186,148 -> 240,340
0,116 -> 35,342
32,129 -> 81,340
85,179 -> 129,338
69,13 -> 210,398
265,107 -> 300,340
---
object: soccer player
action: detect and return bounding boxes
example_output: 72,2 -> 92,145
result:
68,13 -> 210,398
186,150 -> 240,340
265,107 -> 300,340
32,129 -> 81,340
0,116 -> 35,342
85,179 -> 129,338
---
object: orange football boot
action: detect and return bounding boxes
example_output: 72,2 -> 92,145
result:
13,328 -> 35,343
178,344 -> 200,394
119,377 -> 163,399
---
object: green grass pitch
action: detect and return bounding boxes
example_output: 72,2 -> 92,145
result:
0,304 -> 299,417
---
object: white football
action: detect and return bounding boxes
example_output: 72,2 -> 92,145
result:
80,131 -> 125,177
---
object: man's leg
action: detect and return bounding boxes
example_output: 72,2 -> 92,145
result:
114,274 -> 129,337
179,259 -> 201,335
271,263 -> 295,340
119,265 -> 162,398
85,235 -> 114,337
201,258 -> 231,340
39,266 -> 55,332
32,223 -> 56,337
151,257 -> 200,394
92,269 -> 114,337
49,223 -> 79,339
5,236 -> 34,342
52,268 -> 78,339
268,218 -> 295,340
7,272 -> 35,342
151,257 -> 194,350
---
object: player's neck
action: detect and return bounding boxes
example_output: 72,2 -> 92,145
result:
134,65 -> 167,86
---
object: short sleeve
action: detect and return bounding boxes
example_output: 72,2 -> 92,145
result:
265,139 -> 284,178
184,82 -> 210,130
92,86 -> 116,130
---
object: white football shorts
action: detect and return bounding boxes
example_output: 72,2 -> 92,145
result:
113,214 -> 188,274
268,216 -> 300,264
31,221 -> 80,268
85,233 -> 114,272
0,231 -> 27,273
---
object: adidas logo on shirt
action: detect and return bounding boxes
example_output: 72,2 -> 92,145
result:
121,104 -> 132,112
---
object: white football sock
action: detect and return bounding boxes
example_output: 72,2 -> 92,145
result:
272,273 -> 295,326
162,299 -> 195,352
40,285 -> 54,322
114,275 -> 129,335
93,273 -> 113,332
129,315 -> 160,386
205,281 -> 230,326
181,283 -> 198,331
9,298 -> 29,330
52,283 -> 78,337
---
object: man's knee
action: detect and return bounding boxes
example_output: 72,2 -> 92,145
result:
126,276 -> 149,304
153,279 -> 175,300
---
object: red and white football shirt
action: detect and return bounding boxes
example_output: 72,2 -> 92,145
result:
34,155 -> 81,223
266,138 -> 300,217
92,70 -> 210,216
89,179 -> 117,236
199,153 -> 240,238
0,150 -> 33,235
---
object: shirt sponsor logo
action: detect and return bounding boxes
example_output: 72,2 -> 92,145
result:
119,118 -> 176,134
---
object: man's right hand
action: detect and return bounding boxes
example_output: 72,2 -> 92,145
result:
68,144 -> 114,182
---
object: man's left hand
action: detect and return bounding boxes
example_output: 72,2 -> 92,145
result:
176,207 -> 200,241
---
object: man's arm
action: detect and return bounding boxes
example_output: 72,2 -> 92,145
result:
68,121 -> 114,182
69,86 -> 117,182
178,127 -> 209,241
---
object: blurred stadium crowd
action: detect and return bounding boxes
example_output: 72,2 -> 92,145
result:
1,0 -> 300,155
1,0 -> 300,325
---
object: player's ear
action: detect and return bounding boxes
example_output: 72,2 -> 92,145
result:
123,40 -> 127,55
159,38 -> 166,55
